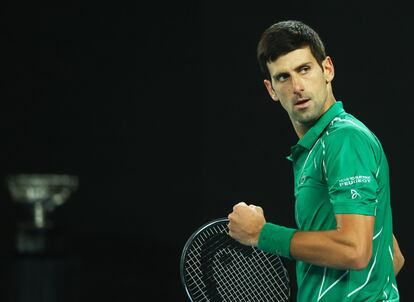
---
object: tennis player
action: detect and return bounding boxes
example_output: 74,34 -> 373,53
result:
227,20 -> 404,301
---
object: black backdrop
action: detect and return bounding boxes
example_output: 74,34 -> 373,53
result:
1,1 -> 411,301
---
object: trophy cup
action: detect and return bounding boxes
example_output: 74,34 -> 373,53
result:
6,174 -> 79,254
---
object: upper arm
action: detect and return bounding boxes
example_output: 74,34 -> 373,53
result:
325,127 -> 379,216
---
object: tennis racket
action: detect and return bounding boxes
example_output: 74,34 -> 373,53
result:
180,217 -> 291,302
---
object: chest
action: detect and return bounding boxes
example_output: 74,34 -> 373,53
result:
291,142 -> 334,230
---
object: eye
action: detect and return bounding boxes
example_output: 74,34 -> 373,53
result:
299,66 -> 310,74
276,73 -> 289,82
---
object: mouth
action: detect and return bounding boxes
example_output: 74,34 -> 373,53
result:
294,98 -> 310,109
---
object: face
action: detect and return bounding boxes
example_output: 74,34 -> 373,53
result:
264,46 -> 335,132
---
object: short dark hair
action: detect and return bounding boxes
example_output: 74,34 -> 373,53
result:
257,20 -> 327,80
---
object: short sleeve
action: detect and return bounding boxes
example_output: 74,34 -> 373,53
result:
324,127 -> 379,216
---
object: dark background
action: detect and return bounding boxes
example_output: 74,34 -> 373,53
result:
1,1 -> 411,301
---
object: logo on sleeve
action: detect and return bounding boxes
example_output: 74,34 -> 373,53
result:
351,189 -> 361,199
338,176 -> 371,187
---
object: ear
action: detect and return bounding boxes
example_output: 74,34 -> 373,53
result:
323,56 -> 335,83
264,79 -> 279,102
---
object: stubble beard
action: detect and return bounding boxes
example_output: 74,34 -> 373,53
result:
293,102 -> 323,127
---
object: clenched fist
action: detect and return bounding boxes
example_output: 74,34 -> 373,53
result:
227,202 -> 266,246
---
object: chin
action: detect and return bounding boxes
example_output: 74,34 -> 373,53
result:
298,113 -> 319,126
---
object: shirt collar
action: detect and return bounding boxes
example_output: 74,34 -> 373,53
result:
296,101 -> 345,150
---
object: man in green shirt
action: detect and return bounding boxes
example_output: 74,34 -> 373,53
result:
227,20 -> 405,301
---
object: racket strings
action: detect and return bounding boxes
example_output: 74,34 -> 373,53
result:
183,222 -> 290,301
212,247 -> 286,301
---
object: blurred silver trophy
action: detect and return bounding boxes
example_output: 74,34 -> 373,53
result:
6,174 -> 79,253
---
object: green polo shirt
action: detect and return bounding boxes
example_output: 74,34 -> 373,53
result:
263,102 -> 399,301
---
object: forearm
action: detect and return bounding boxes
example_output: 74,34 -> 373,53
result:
290,229 -> 371,270
393,254 -> 404,276
392,234 -> 404,276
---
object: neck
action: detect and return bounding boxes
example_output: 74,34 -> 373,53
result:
293,123 -> 310,139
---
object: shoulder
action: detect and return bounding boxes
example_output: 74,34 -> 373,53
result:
324,113 -> 377,143
321,113 -> 383,159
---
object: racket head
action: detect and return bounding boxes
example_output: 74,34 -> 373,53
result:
180,218 -> 291,302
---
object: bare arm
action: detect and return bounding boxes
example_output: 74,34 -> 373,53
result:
228,202 -> 374,270
392,234 -> 404,276
290,214 -> 374,270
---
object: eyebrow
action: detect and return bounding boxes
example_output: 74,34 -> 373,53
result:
272,61 -> 313,81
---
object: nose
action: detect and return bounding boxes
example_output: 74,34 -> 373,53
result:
291,74 -> 304,94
